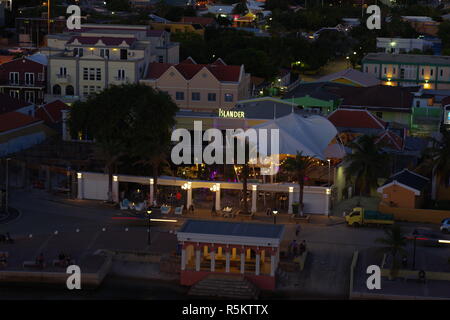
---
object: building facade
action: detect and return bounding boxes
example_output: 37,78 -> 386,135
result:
42,24 -> 179,103
362,53 -> 450,90
376,37 -> 434,54
0,56 -> 47,104
141,58 -> 251,112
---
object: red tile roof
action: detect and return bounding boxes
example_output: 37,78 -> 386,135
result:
68,36 -> 136,46
180,57 -> 197,64
0,93 -> 32,115
145,60 -> 242,82
327,109 -> 387,129
0,111 -> 41,133
329,85 -> 415,111
376,130 -> 404,151
181,16 -> 215,26
35,100 -> 69,124
442,96 -> 450,106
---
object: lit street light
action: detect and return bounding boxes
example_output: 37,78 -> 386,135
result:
5,158 -> 10,214
327,159 -> 331,187
147,210 -> 152,245
412,229 -> 418,270
272,209 -> 278,224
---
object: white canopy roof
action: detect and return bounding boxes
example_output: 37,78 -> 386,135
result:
233,112 -> 338,160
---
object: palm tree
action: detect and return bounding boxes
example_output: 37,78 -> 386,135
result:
375,224 -> 407,279
344,135 -> 391,196
426,130 -> 450,192
283,152 -> 317,216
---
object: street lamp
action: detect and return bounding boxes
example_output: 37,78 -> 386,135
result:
147,210 -> 152,245
327,159 -> 331,187
272,209 -> 278,224
5,158 -> 10,214
412,229 -> 418,270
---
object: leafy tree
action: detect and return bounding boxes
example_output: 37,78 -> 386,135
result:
233,2 -> 247,15
375,225 -> 407,278
227,48 -> 278,80
344,135 -> 391,196
171,32 -> 212,63
282,152 -> 317,216
424,130 -> 450,188
106,0 -> 130,12
69,84 -> 178,202
438,20 -> 450,52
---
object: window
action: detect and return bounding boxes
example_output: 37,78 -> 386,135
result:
37,73 -> 44,81
25,73 -> 34,85
393,68 -> 396,74
208,93 -> 216,101
100,49 -> 109,58
83,68 -> 88,80
96,68 -> 101,81
120,49 -> 128,60
192,92 -> 200,101
9,72 -> 19,84
83,85 -> 89,97
431,69 -> 434,76
53,84 -> 61,95
59,67 -> 67,76
74,48 -> 83,57
89,68 -> 95,80
66,85 -> 74,96
9,90 -> 19,99
25,91 -> 34,103
158,56 -> 164,63
421,68 -> 424,76
175,92 -> 184,100
117,69 -> 125,80
374,67 -> 378,74
365,66 -> 368,73
440,69 -> 443,77
224,93 -> 233,102
384,67 -> 387,74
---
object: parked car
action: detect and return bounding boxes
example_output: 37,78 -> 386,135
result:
405,228 -> 443,247
440,218 -> 450,234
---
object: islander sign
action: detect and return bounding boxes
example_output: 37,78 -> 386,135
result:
218,108 -> 245,119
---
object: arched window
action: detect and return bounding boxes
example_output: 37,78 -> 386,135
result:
65,85 -> 74,96
53,84 -> 61,95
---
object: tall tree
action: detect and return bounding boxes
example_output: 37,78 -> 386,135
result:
344,135 -> 391,196
283,152 -> 317,216
375,225 -> 406,278
69,84 -> 178,202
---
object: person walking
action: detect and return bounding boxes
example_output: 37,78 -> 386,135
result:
295,224 -> 301,238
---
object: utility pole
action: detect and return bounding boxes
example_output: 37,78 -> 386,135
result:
5,158 -> 10,214
47,0 -> 51,35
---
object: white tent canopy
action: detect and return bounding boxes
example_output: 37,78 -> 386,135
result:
233,112 -> 338,160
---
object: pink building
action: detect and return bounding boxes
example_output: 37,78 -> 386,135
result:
177,220 -> 285,290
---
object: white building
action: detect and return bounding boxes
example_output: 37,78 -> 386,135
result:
41,24 -> 179,103
377,37 -> 434,54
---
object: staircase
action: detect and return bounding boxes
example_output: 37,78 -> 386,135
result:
188,274 -> 260,299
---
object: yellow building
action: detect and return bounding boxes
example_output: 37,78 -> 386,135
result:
41,24 -> 179,103
149,22 -> 205,37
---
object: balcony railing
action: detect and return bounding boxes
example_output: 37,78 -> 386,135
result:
114,76 -> 129,82
55,74 -> 71,83
0,80 -> 45,87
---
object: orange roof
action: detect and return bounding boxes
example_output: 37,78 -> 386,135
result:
0,112 -> 41,133
0,55 -> 15,65
328,109 -> 387,129
35,100 -> 69,124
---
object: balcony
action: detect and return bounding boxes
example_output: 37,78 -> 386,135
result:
113,76 -> 129,82
55,74 -> 71,84
0,80 -> 45,88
